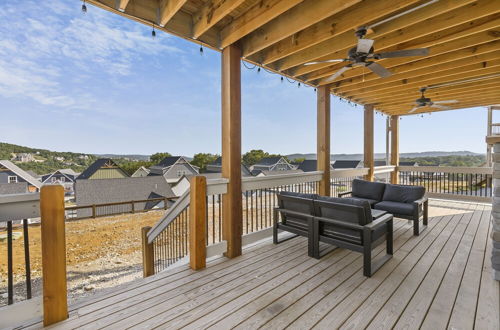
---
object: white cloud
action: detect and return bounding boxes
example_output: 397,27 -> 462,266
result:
0,0 -> 182,109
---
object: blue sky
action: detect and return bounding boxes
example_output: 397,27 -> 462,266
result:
0,0 -> 490,156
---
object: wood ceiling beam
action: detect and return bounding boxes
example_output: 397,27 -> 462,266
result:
250,0 -> 424,65
313,15 -> 500,86
219,0 -> 303,49
297,18 -> 500,79
307,38 -> 499,84
341,66 -> 500,105
276,0 -> 484,72
192,0 -> 246,40
117,0 -> 130,12
330,50 -> 500,95
159,0 -> 188,27
334,58 -> 500,98
383,99 -> 500,115
370,83 -> 500,107
240,0 -> 361,57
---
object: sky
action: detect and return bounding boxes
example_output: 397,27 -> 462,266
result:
0,0 -> 491,157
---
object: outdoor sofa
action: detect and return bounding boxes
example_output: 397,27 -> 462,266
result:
339,179 -> 428,236
273,191 -> 393,277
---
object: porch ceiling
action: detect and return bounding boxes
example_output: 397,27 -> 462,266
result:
86,0 -> 500,115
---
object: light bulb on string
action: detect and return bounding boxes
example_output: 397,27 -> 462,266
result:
151,24 -> 156,38
281,77 -> 284,83
257,67 -> 261,73
298,82 -> 301,88
199,43 -> 204,55
82,0 -> 87,13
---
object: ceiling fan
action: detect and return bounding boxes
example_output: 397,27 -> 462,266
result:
408,87 -> 459,113
305,27 -> 429,83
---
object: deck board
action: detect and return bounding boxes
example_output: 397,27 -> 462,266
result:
23,200 -> 499,330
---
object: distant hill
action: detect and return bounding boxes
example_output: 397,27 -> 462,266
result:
287,151 -> 483,161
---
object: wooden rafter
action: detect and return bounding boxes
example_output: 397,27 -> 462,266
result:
117,0 -> 130,12
159,0 -> 188,27
192,0 -> 246,40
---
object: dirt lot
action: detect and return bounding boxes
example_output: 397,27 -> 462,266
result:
0,210 -> 165,306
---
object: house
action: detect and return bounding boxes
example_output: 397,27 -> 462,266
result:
250,157 -> 294,175
0,160 -> 41,192
42,169 -> 79,196
148,156 -> 199,183
76,158 -> 129,180
399,161 -> 419,166
331,160 -> 363,169
0,182 -> 28,195
205,157 -> 252,177
74,176 -> 176,217
132,166 -> 150,177
297,159 -> 334,172
170,175 -> 190,197
11,153 -> 35,163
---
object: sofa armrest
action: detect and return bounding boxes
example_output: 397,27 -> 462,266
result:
365,214 -> 393,231
313,216 -> 363,231
275,208 -> 314,220
338,191 -> 353,198
413,196 -> 428,205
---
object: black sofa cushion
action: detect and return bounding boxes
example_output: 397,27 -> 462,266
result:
352,179 -> 386,201
350,197 -> 379,206
315,195 -> 373,224
280,190 -> 318,200
374,201 -> 415,216
382,184 -> 425,203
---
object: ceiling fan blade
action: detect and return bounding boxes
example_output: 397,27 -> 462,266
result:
408,106 -> 421,113
304,59 -> 344,66
430,104 -> 452,110
375,48 -> 429,59
323,65 -> 352,83
357,38 -> 374,53
433,100 -> 459,104
366,62 -> 391,78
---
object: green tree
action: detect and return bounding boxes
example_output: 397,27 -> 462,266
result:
242,149 -> 269,166
291,157 -> 306,164
150,152 -> 172,164
191,153 -> 219,172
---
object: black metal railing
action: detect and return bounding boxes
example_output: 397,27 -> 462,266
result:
1,219 -> 32,307
330,175 -> 365,197
399,168 -> 492,198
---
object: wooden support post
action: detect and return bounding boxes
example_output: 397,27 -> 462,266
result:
221,43 -> 243,258
190,176 -> 207,270
40,185 -> 68,326
390,115 -> 400,184
317,85 -> 331,196
141,226 -> 154,277
364,104 -> 374,181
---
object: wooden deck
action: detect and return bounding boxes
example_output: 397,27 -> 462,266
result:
28,200 -> 498,329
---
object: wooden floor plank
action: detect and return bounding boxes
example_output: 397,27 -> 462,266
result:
290,213 -> 454,330
475,219 -> 500,329
313,211 -> 464,329
373,206 -> 484,329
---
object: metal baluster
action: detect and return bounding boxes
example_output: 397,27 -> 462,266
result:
7,220 -> 13,305
22,219 -> 32,299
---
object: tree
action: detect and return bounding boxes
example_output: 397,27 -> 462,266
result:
291,157 -> 306,164
242,149 -> 269,166
150,152 -> 172,164
191,153 -> 219,172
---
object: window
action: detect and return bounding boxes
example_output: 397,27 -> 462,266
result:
51,177 -> 57,183
60,177 -> 65,183
8,176 -> 17,183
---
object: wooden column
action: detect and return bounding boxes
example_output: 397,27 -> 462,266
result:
221,44 -> 242,258
317,85 -> 331,196
364,105 -> 374,181
390,115 -> 400,184
189,176 -> 207,270
141,226 -> 154,277
40,185 -> 68,326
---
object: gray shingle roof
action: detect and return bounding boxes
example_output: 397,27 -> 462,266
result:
332,160 -> 361,169
255,156 -> 283,166
77,159 -> 128,180
157,156 -> 182,167
0,160 -> 42,189
0,182 -> 28,195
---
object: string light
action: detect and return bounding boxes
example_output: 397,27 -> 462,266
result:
257,67 -> 261,73
298,82 -> 301,88
281,77 -> 284,83
82,0 -> 87,13
199,43 -> 203,55
151,24 -> 156,38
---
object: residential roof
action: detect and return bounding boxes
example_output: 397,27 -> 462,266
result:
75,176 -> 175,207
59,168 -> 79,176
332,160 -> 361,169
132,166 -> 150,177
374,160 -> 387,167
256,169 -> 304,176
399,161 -> 418,166
0,182 -> 28,195
0,160 -> 42,189
297,159 -> 334,172
255,157 -> 284,166
76,158 -> 128,180
157,156 -> 182,167
206,157 -> 252,177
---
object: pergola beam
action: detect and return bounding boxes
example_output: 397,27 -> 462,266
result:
117,0 -> 130,12
317,85 -> 331,196
159,0 -> 188,27
390,116 -> 399,184
219,0 -> 303,49
386,100 -> 500,115
192,0 -> 246,40
364,105 -> 374,181
252,0 -> 423,65
240,0 -> 361,57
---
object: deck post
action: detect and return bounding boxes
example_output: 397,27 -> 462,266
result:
189,176 -> 207,270
40,185 -> 68,326
221,43 -> 243,258
317,84 -> 331,196
390,115 -> 400,184
364,104 -> 375,181
141,226 -> 154,277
